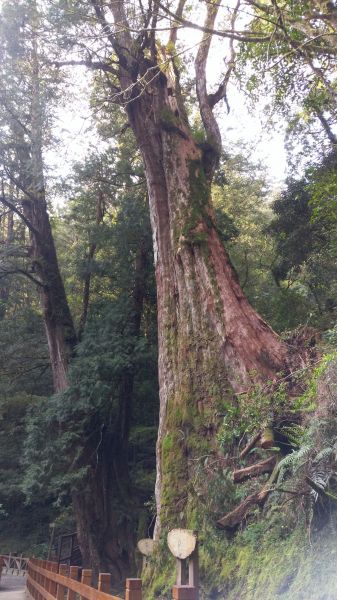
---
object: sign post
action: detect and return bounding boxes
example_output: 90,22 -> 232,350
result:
167,529 -> 199,600
137,539 -> 156,569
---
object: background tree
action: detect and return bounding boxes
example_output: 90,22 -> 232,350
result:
268,154 -> 337,327
24,129 -> 158,579
0,0 -> 76,392
236,0 -> 337,165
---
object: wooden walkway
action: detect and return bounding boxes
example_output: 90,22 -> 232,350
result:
0,573 -> 26,599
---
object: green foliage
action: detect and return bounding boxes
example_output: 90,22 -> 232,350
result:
218,380 -> 289,447
267,169 -> 337,329
324,325 -> 337,348
236,0 -> 336,165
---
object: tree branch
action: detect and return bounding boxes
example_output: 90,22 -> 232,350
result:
0,267 -> 44,288
315,109 -> 337,145
50,59 -> 118,76
208,0 -> 241,111
239,430 -> 261,460
157,2 -> 271,42
195,1 -> 222,176
233,455 -> 277,484
0,194 -> 40,237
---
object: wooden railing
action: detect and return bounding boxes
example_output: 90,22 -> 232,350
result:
0,554 -> 29,575
26,558 -> 197,600
26,558 -> 142,600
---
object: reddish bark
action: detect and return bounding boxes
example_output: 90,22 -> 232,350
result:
22,195 -> 77,392
124,76 -> 288,534
91,0 -> 289,539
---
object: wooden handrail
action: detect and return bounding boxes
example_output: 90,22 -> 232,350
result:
27,559 -> 142,600
0,554 -> 29,575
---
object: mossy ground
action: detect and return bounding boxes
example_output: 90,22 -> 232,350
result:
144,506 -> 337,599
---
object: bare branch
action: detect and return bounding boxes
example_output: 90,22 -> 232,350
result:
195,1 -> 222,173
157,2 -> 271,42
50,59 -> 118,76
315,110 -> 337,145
0,267 -> 44,288
169,0 -> 187,45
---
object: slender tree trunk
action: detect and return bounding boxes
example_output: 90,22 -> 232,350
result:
15,19 -> 77,392
78,190 -> 105,340
23,194 -> 77,392
123,73 -> 288,536
0,207 -> 14,319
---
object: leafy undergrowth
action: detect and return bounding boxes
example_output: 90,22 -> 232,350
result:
211,354 -> 337,599
145,354 -> 337,599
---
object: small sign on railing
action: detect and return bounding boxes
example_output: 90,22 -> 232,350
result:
167,529 -> 199,600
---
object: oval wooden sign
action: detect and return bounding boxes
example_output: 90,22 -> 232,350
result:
137,538 -> 155,557
167,529 -> 197,559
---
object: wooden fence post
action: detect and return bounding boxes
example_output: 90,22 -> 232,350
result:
36,559 -> 42,600
125,578 -> 142,600
68,566 -> 79,600
45,561 -> 52,594
41,560 -> 47,596
57,564 -> 68,600
188,546 -> 199,600
172,585 -> 197,600
80,569 -> 92,600
98,573 -> 111,592
50,561 -> 58,597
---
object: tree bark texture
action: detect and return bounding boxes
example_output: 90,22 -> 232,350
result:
0,209 -> 14,319
123,69 -> 288,537
22,190 -> 77,392
78,190 -> 105,341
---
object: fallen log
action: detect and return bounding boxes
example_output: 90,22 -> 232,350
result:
233,456 -> 276,484
217,461 -> 279,529
239,431 -> 261,461
217,488 -> 271,529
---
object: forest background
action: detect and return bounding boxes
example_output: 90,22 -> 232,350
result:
0,1 -> 336,598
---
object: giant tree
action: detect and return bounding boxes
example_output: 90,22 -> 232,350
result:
50,0 -> 292,542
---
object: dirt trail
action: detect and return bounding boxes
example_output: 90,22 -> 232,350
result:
0,574 -> 26,599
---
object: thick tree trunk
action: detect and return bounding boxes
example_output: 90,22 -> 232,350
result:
72,392 -> 136,581
124,73 -> 288,537
72,240 -> 149,578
